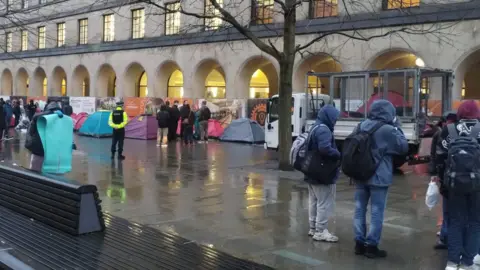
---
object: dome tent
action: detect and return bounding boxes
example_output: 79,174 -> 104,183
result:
78,111 -> 113,138
220,118 -> 264,143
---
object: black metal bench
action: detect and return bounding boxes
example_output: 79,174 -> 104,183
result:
0,163 -> 104,235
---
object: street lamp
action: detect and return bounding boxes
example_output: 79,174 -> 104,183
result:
415,57 -> 425,67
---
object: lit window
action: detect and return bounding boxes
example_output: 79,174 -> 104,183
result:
78,19 -> 88,45
168,70 -> 183,97
22,0 -> 28,9
310,0 -> 338,18
252,0 -> 274,24
61,78 -> 66,96
82,79 -> 89,96
38,26 -> 45,49
42,78 -> 47,96
5,32 -> 12,53
57,23 -> 65,47
165,2 -> 181,35
386,0 -> 420,9
103,14 -> 115,42
462,81 -> 466,98
138,72 -> 148,97
131,9 -> 145,39
21,30 -> 28,51
205,0 -> 223,31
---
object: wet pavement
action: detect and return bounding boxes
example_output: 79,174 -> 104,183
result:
0,131 -> 467,270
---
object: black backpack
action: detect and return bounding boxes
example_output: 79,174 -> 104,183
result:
200,107 -> 211,121
444,123 -> 480,193
157,111 -> 169,127
342,122 -> 384,182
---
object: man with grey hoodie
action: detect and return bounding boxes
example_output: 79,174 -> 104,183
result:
352,100 -> 408,259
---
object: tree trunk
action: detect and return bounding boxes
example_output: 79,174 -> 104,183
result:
278,0 -> 296,171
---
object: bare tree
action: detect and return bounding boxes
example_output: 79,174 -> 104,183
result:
3,0 -> 462,169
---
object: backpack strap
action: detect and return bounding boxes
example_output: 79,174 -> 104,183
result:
470,122 -> 480,139
447,123 -> 459,140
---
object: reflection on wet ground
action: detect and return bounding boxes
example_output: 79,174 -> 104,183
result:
0,133 -> 461,269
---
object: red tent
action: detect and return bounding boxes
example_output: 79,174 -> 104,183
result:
208,119 -> 224,138
72,112 -> 89,131
356,91 -> 409,114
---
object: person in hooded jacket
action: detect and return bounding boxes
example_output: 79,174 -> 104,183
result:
25,102 -> 63,172
306,105 -> 341,242
429,111 -> 457,250
63,101 -> 73,116
353,100 -> 408,259
433,100 -> 480,270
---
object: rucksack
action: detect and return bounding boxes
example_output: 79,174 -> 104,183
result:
200,107 -> 211,121
342,122 -> 384,182
290,125 -> 319,171
444,123 -> 480,193
157,111 -> 169,127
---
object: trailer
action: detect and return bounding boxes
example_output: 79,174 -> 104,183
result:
265,67 -> 453,165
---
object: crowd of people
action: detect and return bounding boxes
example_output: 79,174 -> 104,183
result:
297,99 -> 480,269
107,100 -> 212,160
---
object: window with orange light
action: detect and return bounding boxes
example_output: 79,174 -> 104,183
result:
310,0 -> 338,18
385,0 -> 420,9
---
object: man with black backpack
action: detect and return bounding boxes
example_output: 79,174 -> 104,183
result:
342,100 -> 408,259
156,105 -> 170,147
432,100 -> 480,270
304,105 -> 341,243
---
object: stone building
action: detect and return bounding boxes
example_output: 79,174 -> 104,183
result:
0,0 -> 477,102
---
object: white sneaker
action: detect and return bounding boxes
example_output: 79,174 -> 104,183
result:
308,229 -> 315,236
458,265 -> 474,270
474,255 -> 480,265
312,229 -> 338,242
445,261 -> 459,270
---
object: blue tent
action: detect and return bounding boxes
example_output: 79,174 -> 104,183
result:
220,118 -> 264,143
78,111 -> 113,138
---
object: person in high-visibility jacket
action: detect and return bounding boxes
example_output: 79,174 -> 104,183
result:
108,101 -> 128,160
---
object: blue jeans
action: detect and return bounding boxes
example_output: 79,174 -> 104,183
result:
440,195 -> 448,243
183,125 -> 193,144
447,192 -> 480,266
354,184 -> 389,246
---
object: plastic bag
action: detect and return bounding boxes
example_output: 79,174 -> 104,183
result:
425,181 -> 440,210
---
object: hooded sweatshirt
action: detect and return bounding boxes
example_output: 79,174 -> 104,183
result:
433,100 -> 480,180
358,100 -> 408,187
306,105 -> 341,183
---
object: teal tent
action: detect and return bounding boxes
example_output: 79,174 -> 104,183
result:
78,111 -> 113,138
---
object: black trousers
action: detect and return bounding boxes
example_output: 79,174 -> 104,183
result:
167,122 -> 177,141
111,128 -> 125,154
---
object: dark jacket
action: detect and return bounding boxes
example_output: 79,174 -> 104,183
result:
25,102 -> 63,156
307,105 -> 341,183
180,105 -> 190,120
199,106 -> 211,122
428,127 -> 443,175
12,105 -> 21,116
0,105 -> 6,129
357,100 -> 408,187
169,106 -> 180,124
433,120 -> 480,179
63,105 -> 73,116
4,103 -> 12,120
156,109 -> 170,128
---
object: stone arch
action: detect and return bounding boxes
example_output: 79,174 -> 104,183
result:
156,61 -> 183,98
33,67 -> 47,96
51,66 -> 67,96
123,62 -> 147,97
1,69 -> 13,95
293,54 -> 342,94
95,64 -> 117,97
192,59 -> 226,99
366,49 -> 425,70
72,65 -> 90,96
15,68 -> 29,95
453,47 -> 480,100
236,56 -> 278,99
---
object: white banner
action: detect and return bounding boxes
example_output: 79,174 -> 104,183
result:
70,97 -> 96,114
